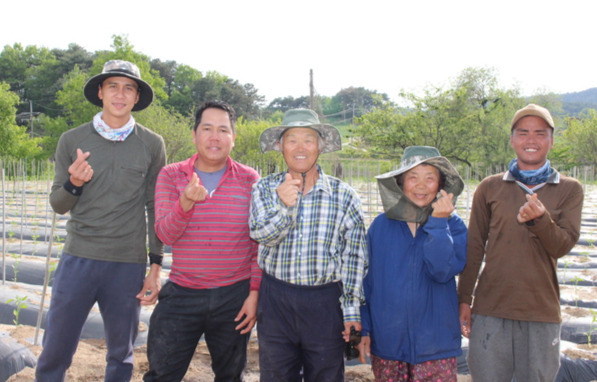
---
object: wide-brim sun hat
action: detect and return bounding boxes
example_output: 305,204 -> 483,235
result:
376,146 -> 465,222
259,108 -> 342,153
84,60 -> 154,112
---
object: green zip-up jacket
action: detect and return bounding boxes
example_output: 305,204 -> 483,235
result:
50,122 -> 166,264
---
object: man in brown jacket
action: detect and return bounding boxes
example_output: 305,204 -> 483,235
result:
458,104 -> 584,381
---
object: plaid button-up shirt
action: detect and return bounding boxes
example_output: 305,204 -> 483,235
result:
249,167 -> 368,321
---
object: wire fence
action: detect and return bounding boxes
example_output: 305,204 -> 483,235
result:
0,158 -> 596,255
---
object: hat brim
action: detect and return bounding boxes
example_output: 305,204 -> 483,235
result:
376,156 -> 464,221
83,73 -> 154,112
259,124 -> 342,153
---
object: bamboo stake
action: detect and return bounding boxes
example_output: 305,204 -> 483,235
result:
35,212 -> 57,346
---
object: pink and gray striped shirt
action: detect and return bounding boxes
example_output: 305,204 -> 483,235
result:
155,153 -> 261,290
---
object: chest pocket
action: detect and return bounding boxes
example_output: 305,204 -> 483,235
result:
111,165 -> 147,198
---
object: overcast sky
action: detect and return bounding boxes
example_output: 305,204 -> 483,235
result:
2,0 -> 595,104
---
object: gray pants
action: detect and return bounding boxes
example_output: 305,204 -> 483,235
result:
468,314 -> 560,382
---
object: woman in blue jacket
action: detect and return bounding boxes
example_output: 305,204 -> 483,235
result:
358,146 -> 467,381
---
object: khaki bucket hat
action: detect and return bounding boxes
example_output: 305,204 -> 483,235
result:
511,103 -> 555,130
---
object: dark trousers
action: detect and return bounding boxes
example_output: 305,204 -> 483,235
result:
258,273 -> 345,382
144,279 -> 251,382
36,253 -> 146,382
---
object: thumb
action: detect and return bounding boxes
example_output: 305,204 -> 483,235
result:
284,172 -> 293,182
189,171 -> 199,186
76,148 -> 90,161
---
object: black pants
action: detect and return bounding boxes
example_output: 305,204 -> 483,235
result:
144,280 -> 250,382
258,273 -> 345,382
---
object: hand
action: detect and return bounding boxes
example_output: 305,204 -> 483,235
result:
431,189 -> 455,218
136,264 -> 162,305
68,148 -> 93,187
180,172 -> 208,212
234,290 -> 258,334
357,335 -> 371,364
342,321 -> 361,342
276,173 -> 302,207
517,193 -> 546,223
459,303 -> 472,338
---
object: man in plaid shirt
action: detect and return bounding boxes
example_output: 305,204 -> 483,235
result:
249,108 -> 368,381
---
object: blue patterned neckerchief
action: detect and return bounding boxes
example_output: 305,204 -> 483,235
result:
508,158 -> 553,186
93,112 -> 135,141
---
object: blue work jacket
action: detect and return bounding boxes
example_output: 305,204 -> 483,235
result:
360,214 -> 467,364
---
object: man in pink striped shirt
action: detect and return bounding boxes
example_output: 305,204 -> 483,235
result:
144,101 -> 261,381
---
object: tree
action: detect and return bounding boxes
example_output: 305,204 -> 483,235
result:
150,58 -> 178,96
37,115 -> 69,159
0,43 -> 57,115
41,44 -> 95,117
231,118 -> 285,174
0,82 -> 42,158
161,63 -> 203,115
560,110 -> 597,166
353,67 -> 525,167
330,87 -> 389,116
54,65 -> 98,128
135,103 -> 195,163
191,71 -> 264,120
447,68 -> 523,167
0,44 -> 51,96
352,97 -> 416,158
267,96 -> 311,112
0,43 -> 94,120
51,43 -> 94,75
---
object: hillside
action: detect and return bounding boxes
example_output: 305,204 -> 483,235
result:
560,87 -> 597,116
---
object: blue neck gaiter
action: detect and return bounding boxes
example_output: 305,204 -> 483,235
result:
508,158 -> 553,185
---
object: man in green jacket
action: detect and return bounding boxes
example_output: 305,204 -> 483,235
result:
36,60 -> 166,381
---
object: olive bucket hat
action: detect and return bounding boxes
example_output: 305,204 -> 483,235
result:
83,60 -> 154,112
259,109 -> 342,153
376,146 -> 464,223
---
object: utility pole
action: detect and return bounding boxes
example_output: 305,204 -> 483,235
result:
309,69 -> 314,110
16,101 -> 40,138
29,101 -> 34,138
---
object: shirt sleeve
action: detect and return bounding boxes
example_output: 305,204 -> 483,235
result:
421,215 -> 467,283
154,166 -> 194,245
146,135 -> 167,256
249,237 -> 262,291
457,180 -> 491,305
526,180 -> 583,259
360,224 -> 375,336
49,133 -> 80,214
338,190 -> 369,322
249,176 -> 297,246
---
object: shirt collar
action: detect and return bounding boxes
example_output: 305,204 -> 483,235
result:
182,153 -> 232,178
293,165 -> 332,196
